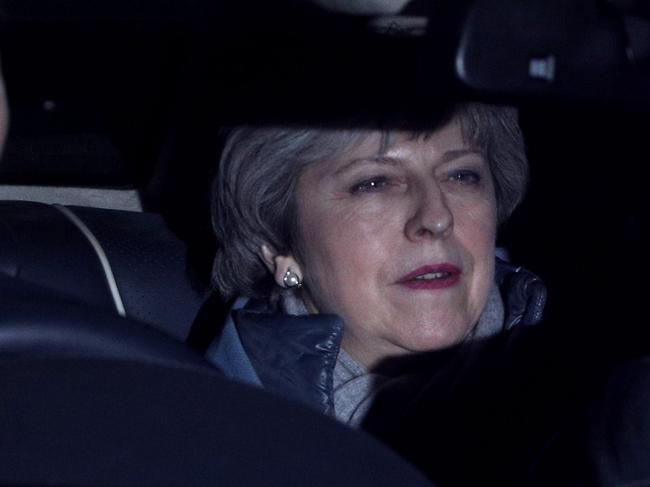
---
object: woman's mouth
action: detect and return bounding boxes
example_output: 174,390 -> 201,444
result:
397,264 -> 462,290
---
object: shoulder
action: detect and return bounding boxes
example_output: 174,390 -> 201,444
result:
203,296 -> 263,386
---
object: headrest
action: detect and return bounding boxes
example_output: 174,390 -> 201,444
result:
0,354 -> 431,486
0,200 -> 206,340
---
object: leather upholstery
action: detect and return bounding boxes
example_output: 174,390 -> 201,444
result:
0,355 -> 433,487
0,200 -> 206,340
0,271 -> 214,369
0,200 -> 115,309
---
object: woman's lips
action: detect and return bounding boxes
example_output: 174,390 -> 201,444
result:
397,263 -> 462,290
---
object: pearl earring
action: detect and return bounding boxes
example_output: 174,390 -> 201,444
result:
282,269 -> 302,289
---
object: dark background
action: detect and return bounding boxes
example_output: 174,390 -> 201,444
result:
1,0 -> 647,346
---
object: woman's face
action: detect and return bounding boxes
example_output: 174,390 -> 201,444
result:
295,118 -> 498,367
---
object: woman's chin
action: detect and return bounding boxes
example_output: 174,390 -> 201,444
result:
396,321 -> 473,353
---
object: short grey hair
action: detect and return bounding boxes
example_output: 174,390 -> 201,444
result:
211,103 -> 528,299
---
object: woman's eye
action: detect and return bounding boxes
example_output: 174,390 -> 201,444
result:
350,177 -> 390,193
448,170 -> 481,185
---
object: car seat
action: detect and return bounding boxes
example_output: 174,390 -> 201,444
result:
0,200 -> 207,341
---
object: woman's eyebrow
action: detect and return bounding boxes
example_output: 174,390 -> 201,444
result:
441,148 -> 482,162
333,149 -> 481,176
333,156 -> 400,175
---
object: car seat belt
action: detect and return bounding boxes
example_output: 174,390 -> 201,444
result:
186,292 -> 234,353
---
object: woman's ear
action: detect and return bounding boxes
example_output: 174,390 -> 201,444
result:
259,244 -> 278,274
259,244 -> 304,288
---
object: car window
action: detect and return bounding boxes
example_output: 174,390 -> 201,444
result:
1,1 -> 649,485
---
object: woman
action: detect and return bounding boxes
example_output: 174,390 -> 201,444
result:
203,102 -> 546,426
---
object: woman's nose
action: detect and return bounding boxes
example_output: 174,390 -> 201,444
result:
404,183 -> 453,241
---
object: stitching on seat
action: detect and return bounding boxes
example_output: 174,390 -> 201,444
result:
53,204 -> 127,317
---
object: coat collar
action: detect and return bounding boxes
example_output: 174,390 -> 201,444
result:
233,308 -> 344,414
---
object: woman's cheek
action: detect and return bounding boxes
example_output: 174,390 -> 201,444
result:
319,204 -> 392,260
343,190 -> 407,221
446,188 -> 497,227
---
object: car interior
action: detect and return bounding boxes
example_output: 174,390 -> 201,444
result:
0,0 -> 649,484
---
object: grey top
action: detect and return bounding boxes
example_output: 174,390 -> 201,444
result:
333,348 -> 385,426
